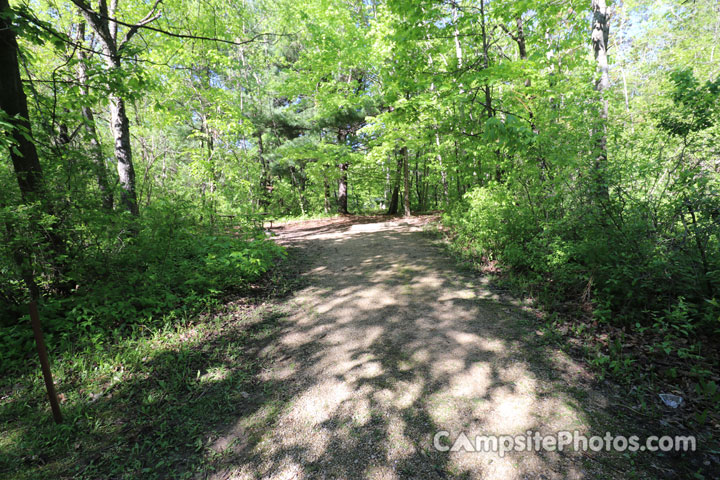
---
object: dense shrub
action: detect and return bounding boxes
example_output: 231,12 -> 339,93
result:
0,205 -> 284,375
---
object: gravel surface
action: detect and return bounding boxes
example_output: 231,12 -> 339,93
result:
206,215 -> 664,480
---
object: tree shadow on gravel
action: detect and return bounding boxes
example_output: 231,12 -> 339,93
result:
188,218 -> 704,479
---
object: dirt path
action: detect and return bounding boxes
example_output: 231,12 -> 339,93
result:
207,216 -> 671,479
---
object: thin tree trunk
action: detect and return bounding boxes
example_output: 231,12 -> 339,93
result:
257,131 -> 271,209
435,130 -> 449,203
337,130 -> 349,214
515,17 -> 530,86
324,178 -> 331,214
402,146 -> 411,217
619,66 -> 634,133
479,0 -> 502,182
504,15 -> 548,179
452,4 -> 463,69
388,153 -> 401,215
480,0 -> 493,117
289,166 -> 307,215
425,39 -> 449,205
591,0 -> 610,199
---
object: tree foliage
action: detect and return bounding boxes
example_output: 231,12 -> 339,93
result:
1,0 -> 719,416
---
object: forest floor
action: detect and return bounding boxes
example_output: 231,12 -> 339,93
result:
2,215 -> 710,480
198,215 -> 703,479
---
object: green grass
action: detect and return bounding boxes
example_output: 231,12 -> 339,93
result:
0,300 -> 295,479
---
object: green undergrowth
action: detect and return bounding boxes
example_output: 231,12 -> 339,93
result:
0,206 -> 285,376
440,193 -> 720,429
0,231 -> 298,479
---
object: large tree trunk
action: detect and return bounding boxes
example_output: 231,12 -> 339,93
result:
0,0 -> 66,262
0,3 -> 45,203
108,90 -> 139,215
591,0 -> 610,199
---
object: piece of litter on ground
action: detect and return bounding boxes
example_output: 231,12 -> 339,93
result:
659,393 -> 683,408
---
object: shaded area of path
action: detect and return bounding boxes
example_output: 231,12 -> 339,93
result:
203,216 -> 680,479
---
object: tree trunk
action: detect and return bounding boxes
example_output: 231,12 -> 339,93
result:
435,131 -> 449,203
0,3 -> 46,204
76,3 -> 141,215
591,0 -> 610,199
77,22 -> 113,210
402,146 -> 411,217
479,0 -> 493,117
479,0 -> 503,182
504,15 -> 548,179
0,0 -> 67,262
387,153 -> 401,215
324,178 -> 331,214
515,17 -> 530,86
452,4 -> 463,69
337,130 -> 349,214
257,131 -> 272,209
108,90 -> 139,215
337,162 -> 349,214
289,166 -> 307,215
1,0 -> 64,423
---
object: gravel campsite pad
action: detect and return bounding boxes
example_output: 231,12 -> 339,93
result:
200,216 -> 695,479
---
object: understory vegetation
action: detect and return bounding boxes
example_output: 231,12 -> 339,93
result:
0,206 -> 284,373
1,0 -> 719,477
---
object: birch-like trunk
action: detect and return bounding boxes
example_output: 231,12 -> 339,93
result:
74,0 -> 153,216
108,89 -> 139,215
77,23 -> 113,210
591,0 -> 610,198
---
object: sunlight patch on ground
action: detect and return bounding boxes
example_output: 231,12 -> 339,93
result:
289,379 -> 353,426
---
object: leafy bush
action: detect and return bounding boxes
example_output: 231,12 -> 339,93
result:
0,205 -> 284,375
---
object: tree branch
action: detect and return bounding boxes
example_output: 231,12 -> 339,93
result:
72,0 -> 288,47
119,0 -> 162,51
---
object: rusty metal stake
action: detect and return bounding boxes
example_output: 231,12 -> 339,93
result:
28,300 -> 62,424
